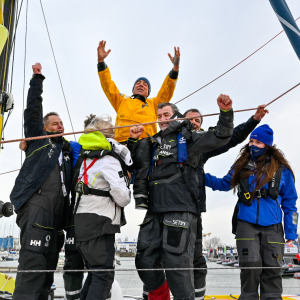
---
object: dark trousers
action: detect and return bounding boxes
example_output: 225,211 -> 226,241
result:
64,225 -> 84,300
77,234 -> 115,300
13,184 -> 66,300
236,221 -> 284,300
193,215 -> 207,300
136,212 -> 197,300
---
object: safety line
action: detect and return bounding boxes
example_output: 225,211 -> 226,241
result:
39,0 -> 76,141
0,168 -> 20,176
0,266 -> 293,274
0,81 -> 299,145
174,17 -> 300,105
20,0 -> 28,166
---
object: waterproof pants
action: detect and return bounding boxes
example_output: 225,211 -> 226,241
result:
64,225 -> 84,300
193,215 -> 207,300
77,234 -> 115,300
13,167 -> 66,300
136,212 -> 197,300
235,220 -> 284,300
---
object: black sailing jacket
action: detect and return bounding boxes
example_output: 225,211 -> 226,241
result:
129,110 -> 234,215
10,74 -> 72,212
198,116 -> 260,212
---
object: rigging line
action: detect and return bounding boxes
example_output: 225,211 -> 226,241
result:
39,0 -> 76,141
0,266 -> 288,273
0,169 -> 20,176
174,16 -> 300,105
21,0 -> 28,165
0,81 -> 299,145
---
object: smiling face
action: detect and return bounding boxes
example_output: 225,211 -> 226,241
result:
249,138 -> 266,148
185,111 -> 202,130
157,105 -> 174,131
44,115 -> 65,133
133,80 -> 149,98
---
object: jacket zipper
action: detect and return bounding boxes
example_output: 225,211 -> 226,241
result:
256,199 -> 260,224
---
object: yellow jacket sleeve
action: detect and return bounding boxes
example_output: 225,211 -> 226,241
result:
98,67 -> 123,112
153,72 -> 178,107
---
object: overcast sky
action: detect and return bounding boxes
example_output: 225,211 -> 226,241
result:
1,0 -> 300,246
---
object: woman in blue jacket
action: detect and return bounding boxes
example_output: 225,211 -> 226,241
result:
205,124 -> 298,300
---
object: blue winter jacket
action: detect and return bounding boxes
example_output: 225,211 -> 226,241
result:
205,166 -> 298,240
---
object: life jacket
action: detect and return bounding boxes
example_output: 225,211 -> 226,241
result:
72,148 -> 130,225
232,165 -> 282,234
150,131 -> 199,207
238,165 -> 282,205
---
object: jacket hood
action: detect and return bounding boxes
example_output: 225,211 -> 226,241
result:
78,131 -> 112,151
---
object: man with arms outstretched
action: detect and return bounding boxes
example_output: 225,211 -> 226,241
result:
97,40 -> 180,142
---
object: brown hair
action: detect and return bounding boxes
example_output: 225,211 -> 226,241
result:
230,144 -> 295,198
43,112 -> 59,126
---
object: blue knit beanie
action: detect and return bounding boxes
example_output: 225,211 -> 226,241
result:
132,77 -> 151,96
250,124 -> 273,146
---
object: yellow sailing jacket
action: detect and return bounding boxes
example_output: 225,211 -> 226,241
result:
98,67 -> 178,142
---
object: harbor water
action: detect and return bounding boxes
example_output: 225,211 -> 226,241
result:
1,258 -> 300,297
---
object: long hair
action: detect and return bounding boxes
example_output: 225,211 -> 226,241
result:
230,144 -> 295,198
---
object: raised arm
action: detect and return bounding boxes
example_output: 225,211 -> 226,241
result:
24,63 -> 45,138
97,40 -> 123,111
188,94 -> 234,155
202,105 -> 268,163
154,47 -> 180,106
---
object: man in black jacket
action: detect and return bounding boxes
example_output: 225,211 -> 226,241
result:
10,63 -> 72,300
184,105 -> 268,300
128,95 -> 233,300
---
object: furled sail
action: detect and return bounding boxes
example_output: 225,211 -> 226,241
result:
0,0 -> 16,146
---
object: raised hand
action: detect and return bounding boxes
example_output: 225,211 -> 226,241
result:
217,94 -> 233,111
168,46 -> 180,72
253,104 -> 269,121
32,63 -> 42,74
97,40 -> 111,63
130,125 -> 145,139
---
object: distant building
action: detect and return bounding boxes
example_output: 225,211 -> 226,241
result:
115,240 -> 137,253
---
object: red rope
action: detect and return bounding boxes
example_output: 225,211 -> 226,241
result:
0,81 -> 299,146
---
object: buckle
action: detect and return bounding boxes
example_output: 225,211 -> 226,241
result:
75,181 -> 89,195
255,190 -> 262,198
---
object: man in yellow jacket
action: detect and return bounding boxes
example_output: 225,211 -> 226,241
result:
97,40 -> 180,143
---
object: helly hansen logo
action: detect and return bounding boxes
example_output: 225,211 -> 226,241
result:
66,237 -> 75,245
30,240 -> 41,247
172,220 -> 186,226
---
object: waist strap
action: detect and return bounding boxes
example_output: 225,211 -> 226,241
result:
76,181 -> 111,197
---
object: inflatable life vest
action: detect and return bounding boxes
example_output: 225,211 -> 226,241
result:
72,148 -> 130,225
232,165 -> 282,234
238,165 -> 282,206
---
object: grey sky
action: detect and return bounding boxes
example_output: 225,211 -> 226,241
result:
1,0 -> 300,246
